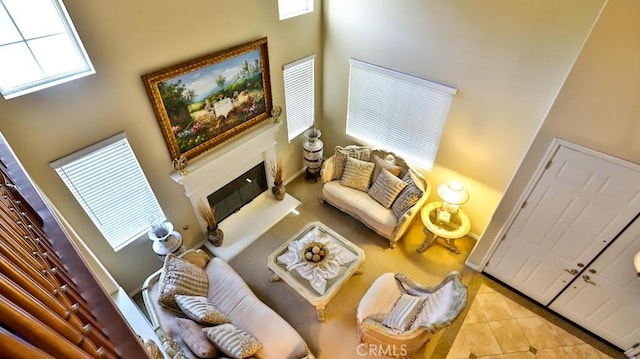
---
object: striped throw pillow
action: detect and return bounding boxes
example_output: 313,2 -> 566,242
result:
368,168 -> 408,208
175,318 -> 219,358
203,323 -> 263,359
175,295 -> 230,325
332,145 -> 373,180
157,254 -> 209,313
371,154 -> 402,182
340,156 -> 375,192
381,293 -> 426,332
391,172 -> 424,219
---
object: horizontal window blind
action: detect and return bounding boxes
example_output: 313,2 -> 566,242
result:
50,133 -> 165,250
284,54 -> 315,142
347,59 -> 457,170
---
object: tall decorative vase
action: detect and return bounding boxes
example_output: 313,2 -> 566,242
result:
206,226 -> 224,247
303,128 -> 324,181
148,221 -> 185,261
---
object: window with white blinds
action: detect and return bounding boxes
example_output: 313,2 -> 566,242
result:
278,0 -> 313,20
347,59 -> 457,170
50,133 -> 165,251
0,0 -> 95,99
283,54 -> 315,142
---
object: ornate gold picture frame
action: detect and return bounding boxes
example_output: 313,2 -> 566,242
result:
142,37 -> 272,160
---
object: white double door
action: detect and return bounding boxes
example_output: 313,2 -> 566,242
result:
485,141 -> 640,350
549,216 -> 640,350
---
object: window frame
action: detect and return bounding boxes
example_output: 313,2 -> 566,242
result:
50,133 -> 165,251
0,0 -> 95,99
346,59 -> 457,170
283,54 -> 315,142
278,0 -> 314,20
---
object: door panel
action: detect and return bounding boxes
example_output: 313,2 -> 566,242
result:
486,144 -> 640,305
550,217 -> 640,349
550,202 -> 618,262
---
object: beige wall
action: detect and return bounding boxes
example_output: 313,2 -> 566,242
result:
321,0 -> 604,237
468,0 -> 640,266
0,0 -> 321,292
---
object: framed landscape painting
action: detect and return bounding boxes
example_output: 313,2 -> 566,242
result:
142,37 -> 272,160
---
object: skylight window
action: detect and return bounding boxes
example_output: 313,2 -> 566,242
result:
278,0 -> 313,20
0,0 -> 94,99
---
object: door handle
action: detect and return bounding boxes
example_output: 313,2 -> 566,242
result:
564,268 -> 578,275
582,275 -> 596,285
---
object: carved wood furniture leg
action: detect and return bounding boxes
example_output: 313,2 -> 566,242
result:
316,304 -> 326,321
417,231 -> 435,253
443,238 -> 461,254
269,272 -> 281,282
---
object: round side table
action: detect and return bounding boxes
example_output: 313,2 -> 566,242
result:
417,201 -> 470,254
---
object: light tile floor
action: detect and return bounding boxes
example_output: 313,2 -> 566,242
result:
445,284 -> 613,359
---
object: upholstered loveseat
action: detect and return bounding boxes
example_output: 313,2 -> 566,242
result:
142,252 -> 314,359
320,146 -> 431,248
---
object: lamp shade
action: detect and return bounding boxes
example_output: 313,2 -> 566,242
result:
437,180 -> 469,205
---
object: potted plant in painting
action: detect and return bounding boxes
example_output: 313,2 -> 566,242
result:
198,200 -> 224,247
270,161 -> 286,200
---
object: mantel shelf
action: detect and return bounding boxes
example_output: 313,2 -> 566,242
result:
203,191 -> 300,261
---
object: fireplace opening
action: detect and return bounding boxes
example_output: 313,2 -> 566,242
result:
207,162 -> 268,223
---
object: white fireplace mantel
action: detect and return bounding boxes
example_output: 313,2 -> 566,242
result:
170,121 -> 300,260
171,121 -> 281,197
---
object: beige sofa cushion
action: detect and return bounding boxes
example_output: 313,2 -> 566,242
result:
203,323 -> 263,359
175,295 -> 230,325
205,258 -> 309,359
144,257 -> 310,359
340,157 -> 375,191
372,155 -> 402,182
158,254 -> 209,313
175,318 -> 219,358
323,180 -> 397,237
332,145 -> 373,180
181,249 -> 211,268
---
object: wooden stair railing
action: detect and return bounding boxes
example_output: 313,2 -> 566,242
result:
0,327 -> 55,359
0,134 -> 150,358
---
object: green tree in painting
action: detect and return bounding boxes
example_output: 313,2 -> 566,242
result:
158,80 -> 194,122
215,74 -> 226,88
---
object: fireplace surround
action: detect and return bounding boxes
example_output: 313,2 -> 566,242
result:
170,121 -> 300,260
207,161 -> 268,224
